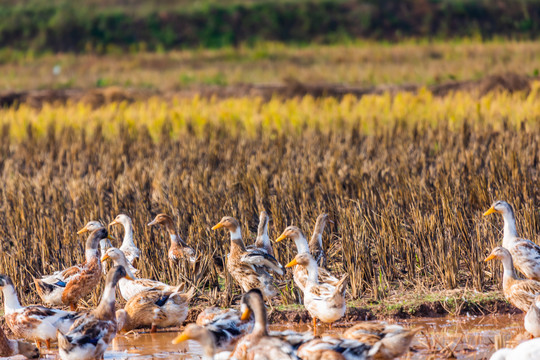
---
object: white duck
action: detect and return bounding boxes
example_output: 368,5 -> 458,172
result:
109,214 -> 141,274
285,252 -> 348,334
490,338 -> 540,359
484,200 -> 540,281
101,247 -> 182,301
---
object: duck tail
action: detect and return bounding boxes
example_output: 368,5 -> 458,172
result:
57,330 -> 72,352
333,274 -> 349,296
34,278 -> 53,298
184,287 -> 196,300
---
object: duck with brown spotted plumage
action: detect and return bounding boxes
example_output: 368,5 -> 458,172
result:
58,265 -> 132,360
0,274 -> 82,350
0,326 -> 39,359
485,247 -> 540,312
34,228 -> 113,311
286,252 -> 348,335
212,216 -> 283,299
116,287 -> 194,333
147,213 -> 197,265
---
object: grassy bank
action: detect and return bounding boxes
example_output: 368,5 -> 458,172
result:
1,40 -> 540,91
0,88 -> 538,308
0,0 -> 539,52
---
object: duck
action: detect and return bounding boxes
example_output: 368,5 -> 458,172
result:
101,247 -> 182,301
484,247 -> 540,312
34,228 -> 112,310
286,252 -> 348,334
147,213 -> 197,265
247,211 -> 274,257
276,225 -> 339,292
342,323 -> 420,359
490,338 -> 540,360
108,214 -> 141,272
0,326 -> 39,359
195,307 -> 254,350
116,287 -> 194,333
230,289 -> 300,360
525,295 -> 540,338
0,274 -> 82,350
77,220 -> 112,274
58,265 -> 132,360
212,216 -> 283,298
309,213 -> 330,268
172,324 -> 233,360
484,201 -> 540,281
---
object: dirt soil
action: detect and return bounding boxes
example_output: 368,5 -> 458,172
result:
0,73 -> 534,108
183,289 -> 518,324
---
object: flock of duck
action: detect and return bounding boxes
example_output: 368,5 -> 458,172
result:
0,201 -> 539,359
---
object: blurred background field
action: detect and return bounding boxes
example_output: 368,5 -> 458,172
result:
0,0 -> 538,314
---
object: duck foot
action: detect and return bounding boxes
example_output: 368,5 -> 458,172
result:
150,325 -> 157,333
46,339 -> 51,350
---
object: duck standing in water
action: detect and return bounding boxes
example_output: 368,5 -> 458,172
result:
58,265 -> 133,360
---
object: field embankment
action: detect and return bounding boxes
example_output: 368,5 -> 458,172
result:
0,87 -> 537,312
1,0 -> 539,52
2,41 -> 540,94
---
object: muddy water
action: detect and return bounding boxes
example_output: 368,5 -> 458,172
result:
39,314 -> 527,359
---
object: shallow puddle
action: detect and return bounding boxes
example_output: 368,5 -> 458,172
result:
39,314 -> 528,359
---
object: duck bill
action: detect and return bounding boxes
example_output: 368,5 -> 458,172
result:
275,234 -> 288,243
108,220 -> 119,227
107,235 -> 115,241
484,254 -> 496,262
240,308 -> 252,321
211,223 -> 224,230
101,254 -> 110,262
285,258 -> 298,268
77,225 -> 89,235
124,275 -> 134,281
172,332 -> 190,345
147,219 -> 158,226
483,207 -> 497,216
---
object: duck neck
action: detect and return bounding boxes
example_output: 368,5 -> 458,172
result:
121,221 -> 136,249
85,236 -> 100,262
292,234 -> 310,254
251,303 -> 269,337
501,209 -> 518,247
166,222 -> 188,247
94,282 -> 117,320
199,331 -> 216,359
304,258 -> 320,285
230,227 -> 247,252
500,255 -> 518,286
1,285 -> 21,312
